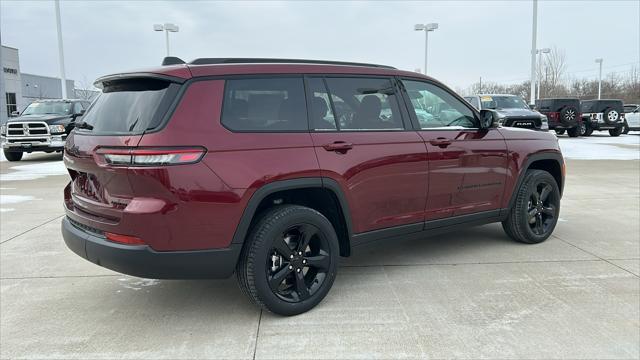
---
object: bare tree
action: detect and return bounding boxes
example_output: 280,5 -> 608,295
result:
74,76 -> 99,101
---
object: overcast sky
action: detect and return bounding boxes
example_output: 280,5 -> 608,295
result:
1,0 -> 639,91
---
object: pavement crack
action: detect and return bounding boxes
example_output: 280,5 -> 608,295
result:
0,214 -> 64,245
252,309 -> 262,360
552,234 -> 640,278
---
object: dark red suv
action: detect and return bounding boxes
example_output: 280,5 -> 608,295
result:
62,58 -> 564,315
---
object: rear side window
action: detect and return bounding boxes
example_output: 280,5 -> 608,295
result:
221,77 -> 307,131
323,77 -> 404,131
82,78 -> 178,134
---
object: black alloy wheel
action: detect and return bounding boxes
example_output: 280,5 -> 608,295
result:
267,223 -> 332,303
502,169 -> 560,244
236,205 -> 339,316
526,182 -> 557,236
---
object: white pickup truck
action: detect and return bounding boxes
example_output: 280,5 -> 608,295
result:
623,104 -> 640,133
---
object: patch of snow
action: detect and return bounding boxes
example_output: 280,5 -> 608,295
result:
0,195 -> 36,205
0,161 -> 68,181
558,134 -> 640,160
0,208 -> 15,212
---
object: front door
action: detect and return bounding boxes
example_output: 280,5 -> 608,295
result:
306,76 -> 428,234
400,79 -> 508,220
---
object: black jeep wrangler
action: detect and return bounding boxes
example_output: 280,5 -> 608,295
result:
580,99 -> 626,137
0,99 -> 91,161
535,98 -> 583,137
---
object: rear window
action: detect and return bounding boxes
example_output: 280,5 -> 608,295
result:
581,100 -> 623,113
80,78 -> 179,134
221,77 -> 307,131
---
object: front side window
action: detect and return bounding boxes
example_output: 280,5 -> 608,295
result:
324,77 -> 404,131
403,80 -> 476,129
221,77 -> 307,131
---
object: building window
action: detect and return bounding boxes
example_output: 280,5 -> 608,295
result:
6,93 -> 17,117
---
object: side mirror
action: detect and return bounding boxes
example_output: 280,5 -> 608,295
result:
484,100 -> 497,110
529,104 -> 536,110
479,109 -> 499,129
10,111 -> 19,117
73,109 -> 86,118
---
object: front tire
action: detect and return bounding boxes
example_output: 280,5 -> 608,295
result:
609,126 -> 623,137
236,205 -> 339,316
567,126 -> 580,137
622,121 -> 630,134
583,122 -> 594,136
3,150 -> 22,162
554,129 -> 565,135
502,169 -> 560,244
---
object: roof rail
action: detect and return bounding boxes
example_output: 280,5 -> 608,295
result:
188,58 -> 396,69
162,56 -> 186,66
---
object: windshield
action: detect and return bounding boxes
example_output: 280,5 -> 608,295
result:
22,102 -> 72,116
481,96 -> 529,110
80,78 -> 178,134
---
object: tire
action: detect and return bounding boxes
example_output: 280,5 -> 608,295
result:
622,121 -> 630,134
559,106 -> 579,127
554,129 -> 565,135
609,126 -> 623,137
577,121 -> 587,136
3,150 -> 23,162
236,205 -> 339,316
567,126 -> 580,137
603,108 -> 619,125
583,122 -> 594,136
502,169 -> 560,244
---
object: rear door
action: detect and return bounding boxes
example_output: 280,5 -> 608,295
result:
307,76 -> 428,234
399,78 -> 508,220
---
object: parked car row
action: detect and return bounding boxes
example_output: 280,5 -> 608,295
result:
463,94 -> 638,137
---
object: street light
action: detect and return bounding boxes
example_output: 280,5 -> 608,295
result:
414,23 -> 438,75
595,58 -> 603,99
529,0 -> 538,105
536,48 -> 551,99
154,23 -> 179,57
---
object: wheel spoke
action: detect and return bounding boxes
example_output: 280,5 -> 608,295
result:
305,254 -> 331,271
297,224 -> 317,253
273,236 -> 293,258
532,190 -> 540,203
539,184 -> 552,202
542,205 -> 556,217
528,208 -> 538,222
535,214 -> 544,235
269,266 -> 292,291
294,271 -> 310,300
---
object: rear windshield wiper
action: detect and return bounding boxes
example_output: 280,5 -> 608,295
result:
74,121 -> 93,130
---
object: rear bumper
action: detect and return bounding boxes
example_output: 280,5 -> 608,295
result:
61,217 -> 242,279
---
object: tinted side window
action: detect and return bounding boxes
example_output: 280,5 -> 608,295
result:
324,77 -> 404,131
221,77 -> 307,131
307,78 -> 337,131
403,80 -> 476,129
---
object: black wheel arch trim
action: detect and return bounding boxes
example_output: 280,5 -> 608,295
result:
504,152 -> 564,215
230,177 -> 353,245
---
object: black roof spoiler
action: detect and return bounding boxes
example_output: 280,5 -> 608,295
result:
162,56 -> 186,66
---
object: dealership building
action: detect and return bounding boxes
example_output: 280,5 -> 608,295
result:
1,45 -> 76,123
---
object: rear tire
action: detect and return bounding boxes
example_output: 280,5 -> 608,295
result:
3,151 -> 22,162
567,126 -> 580,137
583,122 -> 594,136
622,121 -> 630,134
502,169 -> 560,244
236,205 -> 339,316
609,126 -> 623,137
554,129 -> 565,135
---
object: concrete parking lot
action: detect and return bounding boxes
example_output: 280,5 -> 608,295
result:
1,134 -> 639,359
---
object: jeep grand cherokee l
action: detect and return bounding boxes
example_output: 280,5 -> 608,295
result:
463,94 -> 549,131
1,99 -> 90,161
62,58 -> 564,315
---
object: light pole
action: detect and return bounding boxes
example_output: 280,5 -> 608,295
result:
595,58 -> 603,99
414,23 -> 438,75
54,0 -> 67,99
529,0 -> 538,105
536,48 -> 550,99
153,23 -> 179,57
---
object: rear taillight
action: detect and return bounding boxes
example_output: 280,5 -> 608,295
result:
105,232 -> 146,246
549,112 -> 558,119
95,147 -> 206,166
